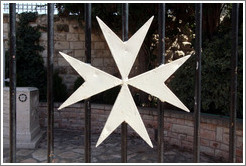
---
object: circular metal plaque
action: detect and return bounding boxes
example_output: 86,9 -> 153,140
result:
19,94 -> 27,102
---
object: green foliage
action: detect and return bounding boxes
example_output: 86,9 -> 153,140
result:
5,12 -> 68,102
5,12 -> 47,100
169,23 -> 243,118
53,71 -> 68,102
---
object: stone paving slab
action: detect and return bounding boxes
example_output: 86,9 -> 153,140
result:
3,129 -> 224,163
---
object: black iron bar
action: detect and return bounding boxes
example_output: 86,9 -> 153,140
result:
157,3 -> 165,163
193,3 -> 202,163
47,3 -> 54,163
229,3 -> 239,163
9,3 -> 16,163
121,3 -> 128,163
85,3 -> 92,163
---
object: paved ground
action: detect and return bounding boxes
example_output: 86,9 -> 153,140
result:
3,129 -> 224,163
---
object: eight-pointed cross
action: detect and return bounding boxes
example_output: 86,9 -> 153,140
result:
58,16 -> 191,148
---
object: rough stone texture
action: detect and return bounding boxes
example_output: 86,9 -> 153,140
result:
32,149 -> 47,161
3,129 -> 225,163
37,102 -> 243,162
3,87 -> 44,149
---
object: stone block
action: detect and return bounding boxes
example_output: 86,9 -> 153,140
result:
236,136 -> 243,148
39,41 -> 47,49
104,58 -> 115,66
93,42 -> 105,49
222,133 -> 229,144
169,138 -> 180,146
57,24 -> 69,32
67,34 -> 79,41
200,129 -> 215,140
41,51 -> 47,59
215,149 -> 229,160
216,127 -> 223,142
92,58 -> 103,67
70,42 -> 85,49
69,24 -> 83,33
200,146 -> 214,156
181,140 -> 192,150
210,141 -> 220,148
54,33 -> 66,41
176,119 -> 185,125
220,143 -> 229,151
201,123 -> 216,131
187,135 -> 193,142
57,50 -> 74,57
236,157 -> 243,163
236,149 -> 242,157
74,50 -> 85,58
172,124 -> 193,136
3,14 -> 9,23
58,57 -> 70,66
92,33 -> 102,41
3,23 -> 8,33
201,138 -> 210,146
79,34 -> 85,41
223,127 -> 229,134
3,87 -> 44,149
166,117 -> 177,123
184,120 -> 193,127
55,41 -> 69,50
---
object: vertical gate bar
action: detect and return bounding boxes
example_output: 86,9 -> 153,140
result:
193,3 -> 202,163
229,3 -> 239,163
3,34 -> 6,87
158,3 -> 165,163
85,3 -> 92,163
121,3 -> 128,163
47,3 -> 54,163
9,3 -> 16,163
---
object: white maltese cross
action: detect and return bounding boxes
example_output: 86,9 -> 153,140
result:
58,16 -> 190,148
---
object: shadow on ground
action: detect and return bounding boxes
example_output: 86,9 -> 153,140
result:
3,129 -> 224,163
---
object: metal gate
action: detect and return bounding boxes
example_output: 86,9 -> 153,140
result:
7,3 -> 239,163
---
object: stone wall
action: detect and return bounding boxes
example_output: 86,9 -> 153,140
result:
3,14 -> 143,93
38,102 -> 243,163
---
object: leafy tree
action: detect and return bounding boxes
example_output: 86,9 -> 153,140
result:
5,12 -> 68,102
169,15 -> 243,118
5,12 -> 46,100
55,3 -> 243,118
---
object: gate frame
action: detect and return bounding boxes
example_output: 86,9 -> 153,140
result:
7,2 -> 240,163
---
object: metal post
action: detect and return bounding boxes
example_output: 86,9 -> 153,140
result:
85,3 -> 91,163
229,3 -> 239,163
47,3 -> 54,163
193,3 -> 202,163
9,3 -> 16,163
3,35 -> 6,87
158,3 -> 165,163
121,3 -> 128,163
